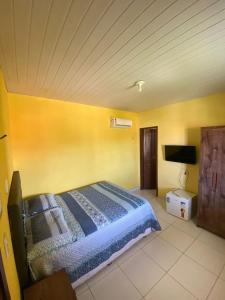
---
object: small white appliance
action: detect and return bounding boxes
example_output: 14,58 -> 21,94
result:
166,189 -> 197,220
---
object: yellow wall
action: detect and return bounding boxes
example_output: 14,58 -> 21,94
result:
139,93 -> 225,196
8,91 -> 225,199
9,94 -> 139,197
0,71 -> 20,299
2,69 -> 225,300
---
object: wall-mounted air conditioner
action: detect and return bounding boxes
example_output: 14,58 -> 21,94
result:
110,117 -> 132,128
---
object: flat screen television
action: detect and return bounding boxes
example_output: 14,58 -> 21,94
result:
165,145 -> 196,164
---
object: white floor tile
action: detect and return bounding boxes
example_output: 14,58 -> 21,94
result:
77,289 -> 94,300
86,262 -> 117,288
157,217 -> 170,231
76,190 -> 225,300
173,218 -> 202,238
115,243 -> 141,266
120,251 -> 165,296
159,226 -> 194,252
156,210 -> 177,224
137,232 -> 158,249
208,279 -> 225,300
145,274 -> 197,300
158,197 -> 167,211
143,237 -> 182,271
149,198 -> 164,212
90,268 -> 141,300
75,283 -> 89,296
169,255 -> 217,300
198,230 -> 225,254
186,240 -> 225,275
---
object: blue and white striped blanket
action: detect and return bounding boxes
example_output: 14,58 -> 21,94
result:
56,181 -> 160,241
28,181 -> 161,284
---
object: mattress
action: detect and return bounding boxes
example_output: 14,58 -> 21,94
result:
27,182 -> 161,286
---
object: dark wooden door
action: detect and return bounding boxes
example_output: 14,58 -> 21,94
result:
140,127 -> 158,191
198,126 -> 225,238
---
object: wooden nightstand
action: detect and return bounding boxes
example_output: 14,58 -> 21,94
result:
23,270 -> 77,300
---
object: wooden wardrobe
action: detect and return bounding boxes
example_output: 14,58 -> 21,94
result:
197,126 -> 225,238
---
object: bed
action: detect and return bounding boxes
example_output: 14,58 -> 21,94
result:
8,171 -> 161,289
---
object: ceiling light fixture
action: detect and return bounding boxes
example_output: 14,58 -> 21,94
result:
135,80 -> 145,92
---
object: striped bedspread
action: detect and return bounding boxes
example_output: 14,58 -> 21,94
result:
56,181 -> 160,241
28,181 -> 161,284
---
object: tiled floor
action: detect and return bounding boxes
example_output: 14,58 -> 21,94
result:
75,190 -> 225,300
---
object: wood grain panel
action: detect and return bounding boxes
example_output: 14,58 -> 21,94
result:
40,0 -> 93,94
26,0 -> 53,91
13,0 -> 33,89
0,0 -> 17,86
60,0 -> 155,96
71,0 -> 196,95
77,2 -> 225,97
0,0 -> 225,110
46,0 -> 113,98
33,0 -> 73,92
198,126 -> 225,238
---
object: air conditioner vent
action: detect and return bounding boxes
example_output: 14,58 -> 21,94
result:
110,117 -> 132,128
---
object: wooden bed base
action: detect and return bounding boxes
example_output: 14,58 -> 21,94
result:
8,171 -> 29,289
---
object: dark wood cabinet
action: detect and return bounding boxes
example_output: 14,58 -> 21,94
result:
23,270 -> 77,300
197,126 -> 225,238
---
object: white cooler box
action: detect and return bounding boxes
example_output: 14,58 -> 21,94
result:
166,189 -> 197,220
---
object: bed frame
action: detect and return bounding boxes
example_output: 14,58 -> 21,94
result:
7,171 -> 156,289
8,171 -> 29,289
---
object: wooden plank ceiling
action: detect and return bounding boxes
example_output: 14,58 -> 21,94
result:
0,0 -> 225,111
